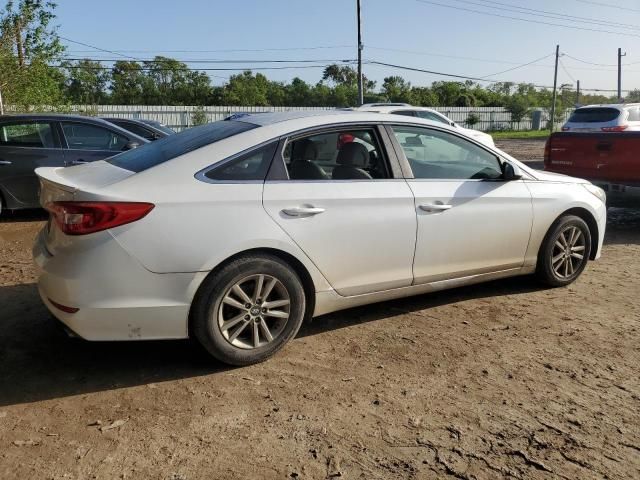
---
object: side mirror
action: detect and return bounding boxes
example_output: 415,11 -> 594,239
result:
123,141 -> 140,151
503,162 -> 523,181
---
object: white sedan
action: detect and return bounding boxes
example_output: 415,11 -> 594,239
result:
33,111 -> 606,365
354,103 -> 496,147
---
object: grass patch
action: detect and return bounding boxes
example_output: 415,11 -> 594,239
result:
490,130 -> 550,140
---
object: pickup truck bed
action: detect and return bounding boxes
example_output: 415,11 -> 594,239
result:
544,132 -> 640,207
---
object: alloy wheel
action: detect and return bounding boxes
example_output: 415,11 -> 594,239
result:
551,225 -> 586,280
217,274 -> 291,350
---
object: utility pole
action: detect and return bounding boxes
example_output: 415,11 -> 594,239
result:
0,86 -> 4,116
357,0 -> 364,106
618,47 -> 626,102
550,44 -> 560,132
576,80 -> 580,106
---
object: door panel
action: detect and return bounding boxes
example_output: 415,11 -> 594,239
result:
0,121 -> 64,208
388,124 -> 533,283
408,180 -> 533,283
263,181 -> 417,296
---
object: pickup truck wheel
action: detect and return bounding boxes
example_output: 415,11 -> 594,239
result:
536,215 -> 591,287
191,254 -> 306,366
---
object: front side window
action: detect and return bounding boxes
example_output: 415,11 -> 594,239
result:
282,128 -> 389,180
391,126 -> 503,180
62,122 -> 128,151
205,142 -> 278,181
0,122 -> 56,148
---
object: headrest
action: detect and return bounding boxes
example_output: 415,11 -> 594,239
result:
291,139 -> 318,162
403,136 -> 423,147
336,142 -> 369,167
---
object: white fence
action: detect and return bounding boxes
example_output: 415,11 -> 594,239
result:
5,105 -> 573,132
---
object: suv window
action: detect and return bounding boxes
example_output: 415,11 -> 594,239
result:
204,142 -> 278,181
283,128 -> 389,180
415,111 -> 451,125
108,120 -> 256,173
391,126 -> 503,180
0,122 -> 56,148
62,122 -> 128,151
568,108 -> 621,123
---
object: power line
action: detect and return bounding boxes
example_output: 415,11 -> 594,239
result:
480,53 -> 555,79
60,57 -> 356,64
559,59 -> 577,83
368,60 -> 632,93
58,35 -> 144,61
63,45 -> 355,54
451,0 -> 640,30
54,62 -> 358,72
573,0 -> 640,14
412,0 -> 640,39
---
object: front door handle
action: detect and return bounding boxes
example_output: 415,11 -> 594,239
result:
419,203 -> 453,212
282,206 -> 325,217
0,160 -> 12,165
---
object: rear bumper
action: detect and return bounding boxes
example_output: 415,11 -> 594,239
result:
33,229 -> 206,341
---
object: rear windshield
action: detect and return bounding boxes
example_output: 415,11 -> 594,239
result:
107,120 -> 256,172
568,108 -> 621,123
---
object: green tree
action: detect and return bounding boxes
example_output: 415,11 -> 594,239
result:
0,0 -> 66,109
505,95 -> 530,127
381,76 -> 412,103
191,106 -> 208,126
221,71 -> 270,106
110,60 -> 148,104
64,59 -> 110,104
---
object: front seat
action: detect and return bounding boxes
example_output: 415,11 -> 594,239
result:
289,139 -> 328,180
332,142 -> 372,180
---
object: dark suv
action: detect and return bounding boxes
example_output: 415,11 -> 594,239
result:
0,114 -> 147,213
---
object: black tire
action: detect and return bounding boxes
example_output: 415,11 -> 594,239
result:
536,215 -> 592,287
191,254 -> 306,366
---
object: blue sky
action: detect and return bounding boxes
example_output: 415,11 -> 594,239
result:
56,0 -> 640,94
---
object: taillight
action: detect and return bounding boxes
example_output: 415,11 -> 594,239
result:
561,126 -> 570,131
44,201 -> 154,235
601,125 -> 628,132
544,138 -> 551,166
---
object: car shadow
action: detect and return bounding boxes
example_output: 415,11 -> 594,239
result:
0,275 -> 542,407
0,208 -> 47,223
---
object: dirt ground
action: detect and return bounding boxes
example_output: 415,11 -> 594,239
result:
494,139 -> 547,163
1,190 -> 639,479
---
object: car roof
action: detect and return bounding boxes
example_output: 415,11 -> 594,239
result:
234,109 -> 355,126
0,113 -> 118,124
578,104 -> 640,110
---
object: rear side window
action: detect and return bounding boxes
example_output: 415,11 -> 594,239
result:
108,120 -> 257,173
626,107 -> 640,122
568,108 -> 620,123
204,141 -> 278,181
415,111 -> 451,125
0,122 -> 56,148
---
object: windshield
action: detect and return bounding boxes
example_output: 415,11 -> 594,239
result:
107,120 -> 256,173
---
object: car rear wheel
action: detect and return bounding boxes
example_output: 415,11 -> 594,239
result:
191,254 -> 306,366
536,215 -> 591,287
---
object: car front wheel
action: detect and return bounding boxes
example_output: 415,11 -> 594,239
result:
536,215 -> 592,287
191,254 -> 306,366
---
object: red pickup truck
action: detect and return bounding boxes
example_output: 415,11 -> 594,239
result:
544,132 -> 640,207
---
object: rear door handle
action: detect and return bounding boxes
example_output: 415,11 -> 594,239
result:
0,160 -> 12,165
419,203 -> 453,212
282,206 -> 325,217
